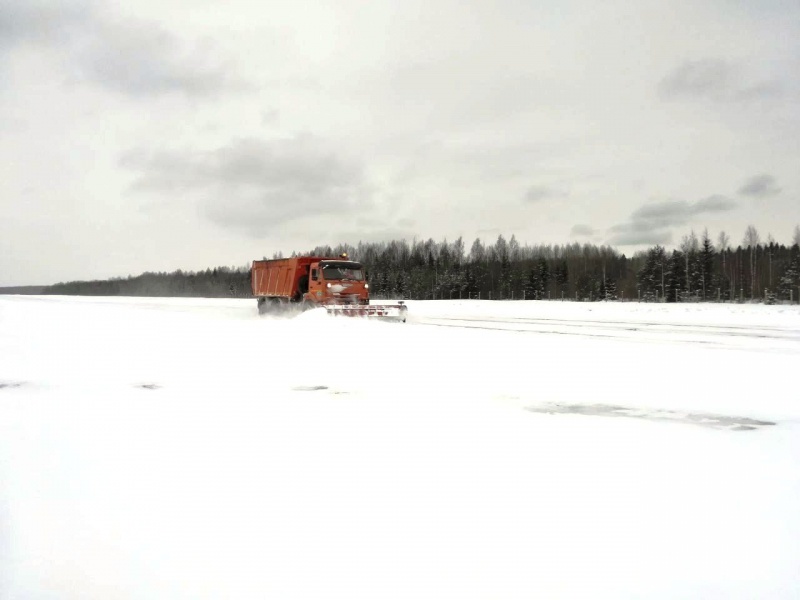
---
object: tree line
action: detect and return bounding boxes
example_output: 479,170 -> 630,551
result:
42,224 -> 800,303
43,267 -> 252,298
636,227 -> 800,303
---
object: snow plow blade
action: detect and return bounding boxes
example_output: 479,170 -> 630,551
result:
324,302 -> 408,322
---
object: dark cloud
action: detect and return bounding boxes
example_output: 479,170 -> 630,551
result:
607,195 -> 738,246
570,224 -> 595,236
121,136 -> 372,236
738,174 -> 781,198
524,185 -> 567,203
658,59 -> 781,102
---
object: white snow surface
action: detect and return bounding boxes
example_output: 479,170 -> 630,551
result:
1,295 -> 799,599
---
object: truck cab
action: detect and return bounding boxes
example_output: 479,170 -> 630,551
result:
307,259 -> 370,305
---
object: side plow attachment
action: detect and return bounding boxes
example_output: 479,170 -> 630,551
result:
324,302 -> 408,322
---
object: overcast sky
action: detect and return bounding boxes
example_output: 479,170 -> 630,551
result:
1,0 -> 798,285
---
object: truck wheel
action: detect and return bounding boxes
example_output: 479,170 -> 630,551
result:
257,297 -> 269,315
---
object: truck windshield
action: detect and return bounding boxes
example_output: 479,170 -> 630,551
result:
321,262 -> 364,281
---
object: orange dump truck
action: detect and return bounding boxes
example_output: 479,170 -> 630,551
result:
251,254 -> 407,320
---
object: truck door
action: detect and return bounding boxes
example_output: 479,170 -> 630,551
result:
308,263 -> 322,301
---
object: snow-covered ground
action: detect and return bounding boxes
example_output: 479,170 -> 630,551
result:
1,295 -> 799,599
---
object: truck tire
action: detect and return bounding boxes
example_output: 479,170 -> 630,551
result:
257,297 -> 269,315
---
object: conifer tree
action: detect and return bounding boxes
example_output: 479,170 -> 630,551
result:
778,254 -> 800,301
600,274 -> 618,300
637,246 -> 666,299
665,250 -> 686,302
699,230 -> 715,300
554,261 -> 568,297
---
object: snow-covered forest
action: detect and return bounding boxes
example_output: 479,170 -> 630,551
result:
39,226 -> 800,303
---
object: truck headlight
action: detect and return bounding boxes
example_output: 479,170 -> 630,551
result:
364,283 -> 369,289
326,283 -> 331,288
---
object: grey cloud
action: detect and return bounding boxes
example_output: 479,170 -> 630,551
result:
630,200 -> 691,225
0,1 -> 244,97
629,196 -> 737,227
477,227 -> 503,237
310,226 -> 418,247
261,109 -> 280,125
693,194 -> 740,212
607,195 -> 738,246
738,174 -> 781,198
121,136 -> 372,236
71,17 -> 245,97
524,185 -> 568,203
570,224 -> 595,236
0,0 -> 89,50
606,230 -> 674,246
658,59 -> 781,102
658,59 -> 733,99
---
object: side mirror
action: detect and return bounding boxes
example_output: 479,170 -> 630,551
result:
311,268 -> 318,281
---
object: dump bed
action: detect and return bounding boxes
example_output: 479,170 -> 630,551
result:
251,257 -> 317,299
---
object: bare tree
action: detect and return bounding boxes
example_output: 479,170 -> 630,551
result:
717,230 -> 731,298
767,233 -> 776,287
469,238 -> 485,263
680,230 -> 698,294
717,231 -> 730,252
508,234 -> 521,263
743,225 -> 760,299
793,224 -> 800,248
452,236 -> 464,266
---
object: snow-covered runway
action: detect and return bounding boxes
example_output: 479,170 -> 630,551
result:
1,296 -> 799,599
414,305 -> 800,354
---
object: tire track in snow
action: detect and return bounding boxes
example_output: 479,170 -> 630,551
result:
525,402 -> 777,431
413,315 -> 800,353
